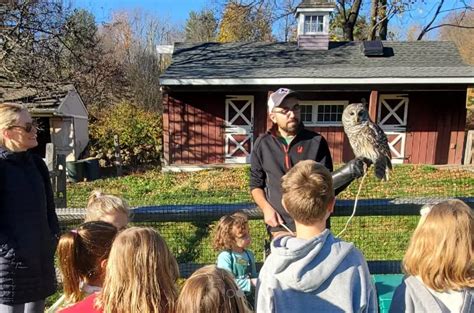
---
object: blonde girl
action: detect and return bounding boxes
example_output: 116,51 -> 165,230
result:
390,199 -> 474,313
176,265 -> 252,313
85,190 -> 130,230
60,227 -> 179,313
50,221 -> 117,311
213,212 -> 257,305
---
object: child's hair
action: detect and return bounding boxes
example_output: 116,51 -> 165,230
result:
57,221 -> 118,303
213,212 -> 249,251
97,227 -> 179,313
281,160 -> 334,224
85,190 -> 130,226
403,199 -> 474,291
176,265 -> 252,313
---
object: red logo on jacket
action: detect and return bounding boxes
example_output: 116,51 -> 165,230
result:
297,146 -> 303,153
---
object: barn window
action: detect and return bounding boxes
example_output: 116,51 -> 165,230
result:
304,15 -> 324,33
300,101 -> 348,127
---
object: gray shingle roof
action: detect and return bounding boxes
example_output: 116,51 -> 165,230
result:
297,0 -> 335,9
0,81 -> 76,109
160,41 -> 474,85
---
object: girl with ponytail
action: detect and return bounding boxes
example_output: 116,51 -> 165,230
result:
48,221 -> 117,311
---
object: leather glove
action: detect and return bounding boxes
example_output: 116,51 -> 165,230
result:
332,157 -> 371,194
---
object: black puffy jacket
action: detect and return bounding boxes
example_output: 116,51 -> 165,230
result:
0,148 -> 59,305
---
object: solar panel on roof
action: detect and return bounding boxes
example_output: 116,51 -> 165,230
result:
362,40 -> 384,56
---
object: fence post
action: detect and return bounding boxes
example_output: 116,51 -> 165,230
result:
464,130 -> 474,165
45,143 -> 67,208
114,134 -> 123,176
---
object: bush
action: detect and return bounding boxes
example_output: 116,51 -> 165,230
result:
89,102 -> 162,167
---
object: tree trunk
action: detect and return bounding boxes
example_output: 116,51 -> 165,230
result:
378,0 -> 388,40
343,0 -> 362,41
369,0 -> 379,40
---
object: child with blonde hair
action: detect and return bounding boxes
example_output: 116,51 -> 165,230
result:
85,190 -> 130,230
213,212 -> 257,305
60,227 -> 179,313
390,199 -> 474,313
176,265 -> 252,313
256,160 -> 376,313
49,221 -> 117,312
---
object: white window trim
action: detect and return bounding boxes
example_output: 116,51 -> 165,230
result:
298,13 -> 330,35
300,100 -> 349,127
303,15 -> 324,34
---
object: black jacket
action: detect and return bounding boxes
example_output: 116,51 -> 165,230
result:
0,148 -> 59,304
250,126 -> 333,232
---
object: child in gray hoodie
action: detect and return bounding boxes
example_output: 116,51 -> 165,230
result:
255,160 -> 377,313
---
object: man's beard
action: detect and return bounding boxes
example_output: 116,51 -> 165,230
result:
280,119 -> 299,135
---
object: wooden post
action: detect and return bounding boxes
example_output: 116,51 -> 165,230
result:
45,143 -> 67,208
368,90 -> 378,122
266,90 -> 274,130
114,135 -> 123,176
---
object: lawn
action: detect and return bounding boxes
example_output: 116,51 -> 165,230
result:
64,164 -> 474,265
67,164 -> 474,207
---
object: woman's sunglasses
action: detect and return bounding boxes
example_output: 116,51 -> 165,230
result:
8,121 -> 38,133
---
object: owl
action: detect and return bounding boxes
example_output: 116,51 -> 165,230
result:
342,103 -> 392,181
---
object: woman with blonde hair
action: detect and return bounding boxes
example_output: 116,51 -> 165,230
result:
85,190 -> 130,230
176,265 -> 252,313
0,103 -> 59,312
60,227 -> 179,313
390,199 -> 474,313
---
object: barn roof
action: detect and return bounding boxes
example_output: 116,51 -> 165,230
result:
160,41 -> 474,86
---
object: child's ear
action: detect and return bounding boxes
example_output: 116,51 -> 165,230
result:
281,199 -> 289,213
100,258 -> 108,271
2,129 -> 10,140
327,197 -> 335,215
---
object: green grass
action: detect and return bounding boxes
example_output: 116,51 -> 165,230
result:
67,164 -> 474,207
64,164 -> 474,263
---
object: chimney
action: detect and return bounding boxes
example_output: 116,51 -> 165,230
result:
296,0 -> 335,50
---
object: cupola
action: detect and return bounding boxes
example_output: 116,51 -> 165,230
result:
296,0 -> 335,50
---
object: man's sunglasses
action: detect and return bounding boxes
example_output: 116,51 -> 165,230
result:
8,121 -> 38,133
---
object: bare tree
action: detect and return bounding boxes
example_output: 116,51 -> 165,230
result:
417,0 -> 473,40
438,10 -> 474,64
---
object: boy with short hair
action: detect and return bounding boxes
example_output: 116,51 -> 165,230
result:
255,160 -> 377,313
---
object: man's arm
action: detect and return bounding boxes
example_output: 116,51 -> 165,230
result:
251,188 -> 284,228
332,157 -> 370,195
250,137 -> 284,228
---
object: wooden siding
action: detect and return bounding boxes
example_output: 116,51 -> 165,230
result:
163,90 -> 467,166
164,93 -> 225,164
298,35 -> 330,50
404,91 -> 466,164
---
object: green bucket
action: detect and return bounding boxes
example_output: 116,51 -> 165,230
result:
83,158 -> 100,181
66,160 -> 85,183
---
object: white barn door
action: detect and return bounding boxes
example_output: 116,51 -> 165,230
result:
378,94 -> 409,164
224,95 -> 254,164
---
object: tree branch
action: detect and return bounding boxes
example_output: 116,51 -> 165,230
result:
417,0 -> 445,40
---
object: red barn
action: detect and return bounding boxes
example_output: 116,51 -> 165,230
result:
159,1 -> 474,169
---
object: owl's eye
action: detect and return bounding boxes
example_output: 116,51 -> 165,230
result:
349,112 -> 355,116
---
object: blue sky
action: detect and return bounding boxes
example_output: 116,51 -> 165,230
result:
70,0 -> 213,25
70,0 -> 471,39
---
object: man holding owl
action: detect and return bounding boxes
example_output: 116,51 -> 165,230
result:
250,88 -> 369,237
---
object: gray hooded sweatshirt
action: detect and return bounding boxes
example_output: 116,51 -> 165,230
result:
256,229 -> 377,313
389,276 -> 474,313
